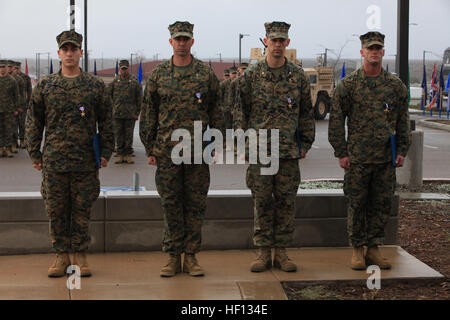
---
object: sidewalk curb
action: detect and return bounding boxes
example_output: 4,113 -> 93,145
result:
418,119 -> 450,132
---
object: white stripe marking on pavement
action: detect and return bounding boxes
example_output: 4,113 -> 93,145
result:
424,145 -> 439,149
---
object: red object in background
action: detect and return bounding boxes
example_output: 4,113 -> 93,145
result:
25,59 -> 29,75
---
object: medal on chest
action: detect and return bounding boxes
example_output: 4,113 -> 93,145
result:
384,103 -> 391,114
196,92 -> 202,104
287,97 -> 293,108
80,106 -> 86,117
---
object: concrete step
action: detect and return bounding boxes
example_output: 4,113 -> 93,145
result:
0,246 -> 442,300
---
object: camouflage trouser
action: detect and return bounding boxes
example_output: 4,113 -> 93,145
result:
0,112 -> 14,147
344,162 -> 395,247
18,110 -> 26,141
223,107 -> 232,133
12,113 -> 18,145
155,156 -> 210,255
246,159 -> 300,247
113,118 -> 135,155
41,170 -> 100,253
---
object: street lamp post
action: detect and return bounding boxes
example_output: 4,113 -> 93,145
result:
423,50 -> 432,67
239,33 -> 250,64
130,52 -> 138,74
389,54 -> 397,74
216,53 -> 222,63
35,52 -> 51,79
323,48 -> 335,67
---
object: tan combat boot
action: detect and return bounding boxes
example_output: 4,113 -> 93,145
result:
250,247 -> 272,272
115,155 -> 124,164
73,251 -> 92,277
351,246 -> 366,270
160,254 -> 181,277
5,147 -> 13,158
19,139 -> 25,149
48,252 -> 71,277
273,248 -> 297,272
365,246 -> 391,269
125,155 -> 134,164
183,254 -> 205,276
0,147 -> 5,157
11,144 -> 18,153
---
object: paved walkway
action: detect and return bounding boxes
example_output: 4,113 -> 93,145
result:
0,246 -> 443,300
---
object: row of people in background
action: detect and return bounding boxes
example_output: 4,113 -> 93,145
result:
0,60 -> 32,157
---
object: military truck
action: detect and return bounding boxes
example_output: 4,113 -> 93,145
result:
250,47 -> 334,120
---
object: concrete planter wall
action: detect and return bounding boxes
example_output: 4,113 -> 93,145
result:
0,190 -> 398,255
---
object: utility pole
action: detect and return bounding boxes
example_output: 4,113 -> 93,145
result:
397,0 -> 409,86
84,0 -> 88,72
239,33 -> 249,64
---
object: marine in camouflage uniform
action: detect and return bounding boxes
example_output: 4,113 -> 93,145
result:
139,21 -> 224,277
0,60 -> 19,157
234,22 -> 315,272
107,59 -> 142,164
218,68 -> 233,140
25,30 -> 114,277
15,61 -> 32,149
8,60 -> 25,153
328,32 -> 411,270
226,66 -> 238,131
218,68 -> 230,136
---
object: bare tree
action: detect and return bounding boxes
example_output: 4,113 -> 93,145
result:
319,38 -> 353,84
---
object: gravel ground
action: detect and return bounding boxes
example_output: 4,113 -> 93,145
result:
283,183 -> 450,300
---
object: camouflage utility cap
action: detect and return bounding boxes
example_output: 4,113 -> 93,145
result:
57,30 -> 83,48
239,62 -> 249,69
265,21 -> 291,40
169,21 -> 194,39
229,66 -> 238,74
0,60 -> 7,67
7,60 -> 15,67
224,69 -> 230,76
119,60 -> 129,69
14,61 -> 22,67
360,31 -> 385,48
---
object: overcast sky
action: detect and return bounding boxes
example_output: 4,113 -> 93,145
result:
0,0 -> 448,61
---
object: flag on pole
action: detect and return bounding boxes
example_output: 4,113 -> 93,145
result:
428,63 -> 438,111
25,59 -> 29,75
50,60 -> 53,74
94,60 -> 97,76
446,74 -> 450,119
420,64 -> 427,111
115,60 -> 119,77
138,59 -> 143,84
437,64 -> 445,115
340,62 -> 346,80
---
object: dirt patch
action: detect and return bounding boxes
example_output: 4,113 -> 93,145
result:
396,181 -> 450,194
427,120 -> 450,125
283,197 -> 450,300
